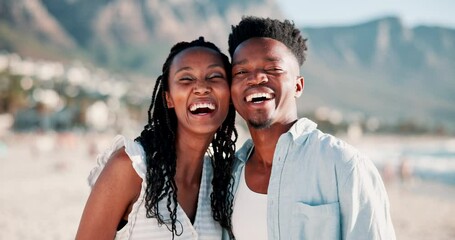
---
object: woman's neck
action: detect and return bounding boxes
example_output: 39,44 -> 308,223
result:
174,128 -> 213,184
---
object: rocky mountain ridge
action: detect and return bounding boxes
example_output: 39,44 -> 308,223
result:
1,0 -> 454,132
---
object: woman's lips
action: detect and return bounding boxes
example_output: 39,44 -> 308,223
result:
188,101 -> 216,115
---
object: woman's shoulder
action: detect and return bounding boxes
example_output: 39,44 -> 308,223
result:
88,135 -> 147,186
99,146 -> 142,186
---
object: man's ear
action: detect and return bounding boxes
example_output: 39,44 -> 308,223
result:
295,76 -> 304,98
165,91 -> 174,108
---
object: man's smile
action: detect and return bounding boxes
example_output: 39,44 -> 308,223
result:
245,92 -> 274,103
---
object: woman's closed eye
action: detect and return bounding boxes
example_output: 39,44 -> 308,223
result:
179,75 -> 194,82
207,72 -> 225,80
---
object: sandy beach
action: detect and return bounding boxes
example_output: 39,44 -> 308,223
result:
0,132 -> 454,239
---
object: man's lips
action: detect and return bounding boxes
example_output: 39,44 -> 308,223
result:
245,92 -> 274,103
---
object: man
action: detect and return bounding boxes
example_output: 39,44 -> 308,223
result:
225,16 -> 395,239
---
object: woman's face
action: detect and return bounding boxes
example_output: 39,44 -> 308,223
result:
165,47 -> 230,136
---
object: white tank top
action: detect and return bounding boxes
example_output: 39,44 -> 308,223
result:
232,166 -> 268,240
88,135 -> 222,239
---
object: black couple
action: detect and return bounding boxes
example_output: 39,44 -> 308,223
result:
77,16 -> 395,240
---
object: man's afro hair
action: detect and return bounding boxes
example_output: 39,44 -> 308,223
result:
228,16 -> 308,66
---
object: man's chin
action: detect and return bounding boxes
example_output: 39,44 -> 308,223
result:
248,119 -> 272,130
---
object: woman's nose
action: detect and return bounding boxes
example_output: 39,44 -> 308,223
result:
193,80 -> 211,94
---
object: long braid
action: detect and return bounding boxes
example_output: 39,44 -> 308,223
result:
135,37 -> 237,239
210,103 -> 237,239
147,75 -> 161,123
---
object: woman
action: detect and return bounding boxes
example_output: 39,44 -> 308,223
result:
76,37 -> 237,239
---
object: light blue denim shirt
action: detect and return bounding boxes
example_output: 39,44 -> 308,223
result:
224,118 -> 395,240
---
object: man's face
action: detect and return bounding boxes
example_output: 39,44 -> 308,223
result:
230,37 -> 304,129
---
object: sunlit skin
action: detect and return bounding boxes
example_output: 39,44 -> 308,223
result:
231,37 -> 304,194
76,47 -> 231,239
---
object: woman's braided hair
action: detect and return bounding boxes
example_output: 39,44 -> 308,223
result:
135,37 -> 237,239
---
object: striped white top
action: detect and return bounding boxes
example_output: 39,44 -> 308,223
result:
88,135 -> 222,240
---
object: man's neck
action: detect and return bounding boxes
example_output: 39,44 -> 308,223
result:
248,120 -> 297,166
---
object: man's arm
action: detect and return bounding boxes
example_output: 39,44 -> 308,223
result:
338,154 -> 396,240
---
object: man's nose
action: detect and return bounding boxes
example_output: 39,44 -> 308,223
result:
247,70 -> 268,85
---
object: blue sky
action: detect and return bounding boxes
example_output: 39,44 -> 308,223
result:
278,0 -> 455,28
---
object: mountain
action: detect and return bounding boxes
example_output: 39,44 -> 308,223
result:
0,0 -> 281,74
299,17 -> 455,131
0,1 -> 454,133
0,0 -> 81,61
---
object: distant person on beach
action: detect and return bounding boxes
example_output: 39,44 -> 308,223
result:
399,156 -> 413,184
224,16 -> 396,239
76,37 -> 237,239
381,161 -> 395,184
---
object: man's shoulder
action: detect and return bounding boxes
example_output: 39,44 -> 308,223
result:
304,129 -> 360,164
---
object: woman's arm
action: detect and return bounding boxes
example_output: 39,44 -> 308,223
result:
76,148 -> 142,239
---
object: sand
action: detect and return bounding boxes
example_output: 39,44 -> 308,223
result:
387,181 -> 455,240
0,132 -> 454,239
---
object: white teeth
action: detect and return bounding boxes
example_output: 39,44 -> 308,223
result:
189,102 -> 215,111
246,93 -> 273,102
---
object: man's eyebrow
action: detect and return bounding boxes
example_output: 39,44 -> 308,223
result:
232,59 -> 247,67
265,56 -> 282,62
232,57 -> 282,67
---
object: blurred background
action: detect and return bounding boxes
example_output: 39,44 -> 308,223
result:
0,0 -> 454,239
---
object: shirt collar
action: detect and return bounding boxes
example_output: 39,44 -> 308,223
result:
236,139 -> 254,164
288,118 -> 318,141
236,118 -> 317,163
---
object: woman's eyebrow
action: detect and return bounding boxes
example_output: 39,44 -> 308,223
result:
207,63 -> 224,69
175,66 -> 193,74
175,63 -> 224,74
